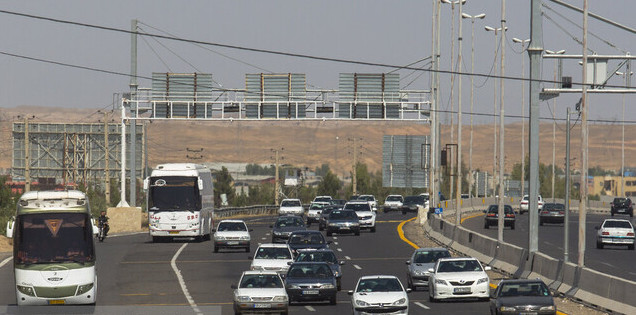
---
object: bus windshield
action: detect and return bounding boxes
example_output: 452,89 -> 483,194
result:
148,176 -> 201,211
15,212 -> 95,265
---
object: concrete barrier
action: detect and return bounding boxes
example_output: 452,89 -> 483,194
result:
557,262 -> 580,296
574,267 -> 636,314
107,207 -> 143,233
490,242 -> 528,275
528,252 -> 563,290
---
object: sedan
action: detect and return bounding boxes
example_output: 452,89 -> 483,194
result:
484,205 -> 516,230
595,219 -> 635,250
489,279 -> 556,315
406,247 -> 451,290
318,206 -> 335,231
295,248 -> 345,290
401,195 -> 426,214
428,257 -> 491,302
285,262 -> 337,304
232,271 -> 289,315
344,201 -> 376,232
213,219 -> 252,253
250,244 -> 294,274
287,230 -> 330,257
539,203 -> 565,226
270,215 -> 307,243
326,209 -> 360,236
349,275 -> 410,315
610,197 -> 634,217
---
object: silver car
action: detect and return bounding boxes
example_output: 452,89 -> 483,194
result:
405,248 -> 451,290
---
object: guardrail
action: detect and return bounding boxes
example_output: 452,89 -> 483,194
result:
214,205 -> 278,218
423,212 -> 635,314
437,197 -> 610,214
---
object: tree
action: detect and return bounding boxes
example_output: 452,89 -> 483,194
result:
317,170 -> 341,197
214,167 -> 235,207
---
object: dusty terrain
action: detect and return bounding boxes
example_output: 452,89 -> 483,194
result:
1,106 -> 634,175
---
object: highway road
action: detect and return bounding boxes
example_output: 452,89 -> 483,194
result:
0,211 -> 498,314
461,210 -> 636,282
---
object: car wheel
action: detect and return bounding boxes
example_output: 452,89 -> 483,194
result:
484,222 -> 489,229
329,295 -> 337,305
429,293 -> 437,303
355,230 -> 360,236
281,310 -> 288,315
214,245 -> 219,253
539,220 -> 543,226
628,244 -> 634,250
511,223 -> 515,230
319,225 -> 324,231
611,211 -> 615,216
337,279 -> 341,291
402,211 -> 407,215
597,241 -> 603,249
630,211 -> 634,218
327,231 -> 332,236
245,246 -> 250,253
371,226 -> 376,233
385,208 -> 390,213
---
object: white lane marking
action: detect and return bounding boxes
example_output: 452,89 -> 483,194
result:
337,248 -> 343,252
334,242 -> 339,245
305,306 -> 316,312
600,262 -> 616,269
171,243 -> 202,315
332,237 -> 338,240
108,231 -> 147,238
629,272 -> 636,276
0,256 -> 13,269
415,302 -> 430,309
353,264 -> 362,270
261,237 -> 267,240
345,256 -> 351,260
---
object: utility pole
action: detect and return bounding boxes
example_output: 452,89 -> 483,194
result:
565,107 -> 572,263
272,148 -> 284,205
497,0 -> 507,243
104,112 -> 110,205
129,19 -> 138,207
578,0 -> 589,268
513,37 -> 530,197
352,138 -> 358,196
24,117 -> 31,192
456,0 -> 464,225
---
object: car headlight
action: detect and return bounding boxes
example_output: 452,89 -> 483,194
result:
434,279 -> 447,285
333,270 -> 340,277
392,298 -> 407,305
414,270 -> 426,276
273,231 -> 282,235
17,285 -> 36,296
540,305 -> 556,311
251,265 -> 263,271
500,306 -> 516,312
287,284 -> 301,289
215,236 -> 225,241
321,283 -> 335,289
476,277 -> 489,285
273,295 -> 288,302
76,283 -> 94,295
236,295 -> 251,302
355,299 -> 370,307
240,236 -> 250,240
329,223 -> 338,226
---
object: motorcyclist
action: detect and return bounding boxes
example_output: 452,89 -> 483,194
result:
98,211 -> 110,237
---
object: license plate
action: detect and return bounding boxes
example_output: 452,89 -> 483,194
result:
302,290 -> 319,295
340,226 -> 349,230
48,300 -> 65,305
453,287 -> 471,293
254,303 -> 271,308
169,231 -> 179,235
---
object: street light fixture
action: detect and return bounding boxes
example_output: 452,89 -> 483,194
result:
462,12 -> 486,198
616,70 -> 633,197
545,49 -> 566,202
512,37 -> 530,198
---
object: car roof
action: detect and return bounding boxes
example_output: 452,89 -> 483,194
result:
497,278 -> 546,285
242,270 -> 280,276
219,219 -> 246,223
257,243 -> 290,248
437,257 -> 479,262
346,201 -> 370,204
282,198 -> 301,201
297,248 -> 336,253
414,247 -> 448,253
290,230 -> 322,235
359,275 -> 399,280
602,218 -> 633,223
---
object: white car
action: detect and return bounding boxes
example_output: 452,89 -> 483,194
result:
596,219 -> 635,250
279,198 -> 304,216
213,220 -> 251,253
344,201 -> 376,233
232,270 -> 289,315
359,194 -> 378,211
307,202 -> 330,225
383,195 -> 404,213
428,257 -> 491,302
519,194 -> 544,214
349,275 -> 410,315
420,193 -> 430,208
250,243 -> 294,273
313,195 -> 333,203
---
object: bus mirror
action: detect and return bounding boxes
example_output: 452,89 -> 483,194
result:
5,216 -> 15,239
143,178 -> 149,190
198,179 -> 204,191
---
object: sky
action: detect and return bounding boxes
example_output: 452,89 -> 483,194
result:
0,0 -> 634,125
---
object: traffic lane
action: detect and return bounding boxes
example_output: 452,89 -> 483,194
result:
462,212 -> 636,282
0,254 -> 16,305
96,233 -> 192,306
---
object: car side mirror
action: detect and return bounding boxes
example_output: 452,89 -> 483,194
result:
484,266 -> 492,271
594,226 -> 600,230
406,260 -> 411,265
143,177 -> 149,190
406,288 -> 412,293
339,261 -> 346,265
249,229 -> 254,232
327,241 -> 333,244
347,290 -> 354,295
5,216 -> 15,239
269,225 -> 274,228
287,261 -> 293,265
211,228 -> 216,232
428,268 -> 434,273
248,256 -> 253,260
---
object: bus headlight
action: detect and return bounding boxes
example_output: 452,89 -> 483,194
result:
17,285 -> 36,296
76,283 -> 94,295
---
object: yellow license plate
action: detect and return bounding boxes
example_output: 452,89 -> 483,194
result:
169,231 -> 179,235
48,300 -> 65,305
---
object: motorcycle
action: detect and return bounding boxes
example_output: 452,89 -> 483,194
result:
97,220 -> 108,242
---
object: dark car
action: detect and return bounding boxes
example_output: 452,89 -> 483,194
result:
539,203 -> 565,225
285,262 -> 338,304
270,215 -> 307,243
489,279 -> 556,315
318,206 -> 335,231
405,247 -> 451,290
287,230 -> 330,257
401,195 -> 426,214
611,197 -> 633,217
295,248 -> 345,290
326,209 -> 360,236
331,199 -> 347,209
484,205 -> 516,229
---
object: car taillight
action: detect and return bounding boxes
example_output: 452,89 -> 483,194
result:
487,213 -> 496,217
505,214 -> 514,218
541,211 -> 548,214
628,232 -> 635,237
602,232 -> 610,235
559,211 -> 564,214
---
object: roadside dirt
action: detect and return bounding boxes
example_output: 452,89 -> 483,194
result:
0,236 -> 12,253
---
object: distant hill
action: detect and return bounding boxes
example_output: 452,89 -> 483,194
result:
1,106 -> 633,176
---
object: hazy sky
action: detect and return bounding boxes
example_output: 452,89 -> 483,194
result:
0,0 -> 634,125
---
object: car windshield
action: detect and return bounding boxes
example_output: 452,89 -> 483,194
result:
288,263 -> 333,278
329,210 -> 358,220
543,204 -> 565,211
356,278 -> 403,292
254,247 -> 292,259
413,250 -> 451,263
344,203 -> 371,212
275,217 -> 304,228
289,233 -> 324,245
332,199 -> 347,205
359,196 -> 374,201
386,196 -> 403,202
499,282 -> 550,297
314,197 -> 332,203
148,176 -> 201,211
613,198 -> 626,203
487,205 -> 514,214
217,222 -> 247,232
437,260 -> 483,272
603,221 -> 633,229
296,251 -> 338,264
310,203 -> 328,210
239,274 -> 283,289
404,196 -> 424,204
281,200 -> 301,207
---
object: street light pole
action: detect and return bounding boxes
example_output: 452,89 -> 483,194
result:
512,37 -> 530,198
545,49 -> 565,202
462,12 -> 486,199
616,70 -> 632,196
497,0 -> 507,243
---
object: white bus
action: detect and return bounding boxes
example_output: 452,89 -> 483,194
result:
145,163 -> 215,242
5,190 -> 97,305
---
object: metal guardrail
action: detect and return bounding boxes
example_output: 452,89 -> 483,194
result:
214,205 -> 278,219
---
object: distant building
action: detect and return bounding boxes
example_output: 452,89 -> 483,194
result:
589,175 -> 636,197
